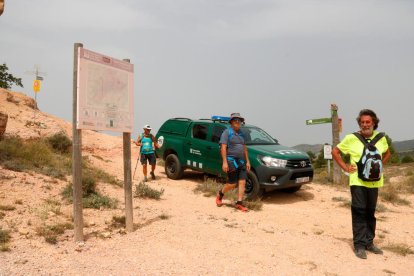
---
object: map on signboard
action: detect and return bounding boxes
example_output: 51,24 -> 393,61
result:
77,48 -> 134,132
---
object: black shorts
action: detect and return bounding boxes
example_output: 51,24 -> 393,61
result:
227,159 -> 247,184
140,153 -> 156,165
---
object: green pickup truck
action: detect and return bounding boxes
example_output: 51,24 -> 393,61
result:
155,116 -> 313,199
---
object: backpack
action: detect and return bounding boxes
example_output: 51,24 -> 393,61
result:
227,127 -> 244,147
353,132 -> 385,182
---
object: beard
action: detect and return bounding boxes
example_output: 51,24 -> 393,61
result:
360,126 -> 374,137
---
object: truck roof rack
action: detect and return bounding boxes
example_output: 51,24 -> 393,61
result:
172,117 -> 192,121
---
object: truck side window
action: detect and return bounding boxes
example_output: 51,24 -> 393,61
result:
211,126 -> 226,143
192,124 -> 208,140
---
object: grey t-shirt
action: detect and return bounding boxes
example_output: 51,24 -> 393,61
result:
219,128 -> 245,160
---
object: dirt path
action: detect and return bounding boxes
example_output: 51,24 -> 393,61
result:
1,162 -> 414,275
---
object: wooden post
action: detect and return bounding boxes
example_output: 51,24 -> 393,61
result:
123,58 -> 134,232
72,43 -> 84,241
331,104 -> 341,184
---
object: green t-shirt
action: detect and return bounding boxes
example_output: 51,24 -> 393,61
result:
337,131 -> 389,188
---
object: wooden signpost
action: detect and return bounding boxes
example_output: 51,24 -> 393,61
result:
72,43 -> 135,241
306,104 -> 341,184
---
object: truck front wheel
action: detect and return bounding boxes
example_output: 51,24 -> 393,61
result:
165,154 -> 184,180
245,171 -> 263,200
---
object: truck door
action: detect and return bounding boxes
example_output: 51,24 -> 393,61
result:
206,125 -> 227,176
183,123 -> 212,173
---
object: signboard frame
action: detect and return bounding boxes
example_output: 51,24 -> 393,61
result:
77,48 -> 134,133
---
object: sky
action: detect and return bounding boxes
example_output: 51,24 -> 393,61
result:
1,0 -> 413,147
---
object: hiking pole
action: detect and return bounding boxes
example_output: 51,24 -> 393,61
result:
133,157 -> 139,180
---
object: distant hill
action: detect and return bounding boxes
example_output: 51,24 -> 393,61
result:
293,144 -> 323,154
294,139 -> 414,155
393,139 -> 414,153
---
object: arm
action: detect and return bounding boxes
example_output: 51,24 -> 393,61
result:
243,144 -> 250,171
332,147 -> 356,173
151,134 -> 159,149
221,144 -> 228,173
134,135 -> 142,146
382,149 -> 391,165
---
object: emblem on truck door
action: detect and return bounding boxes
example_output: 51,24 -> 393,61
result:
157,136 -> 164,148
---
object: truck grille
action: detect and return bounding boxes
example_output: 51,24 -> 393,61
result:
286,159 -> 311,168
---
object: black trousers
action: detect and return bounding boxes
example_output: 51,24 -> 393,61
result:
350,185 -> 378,250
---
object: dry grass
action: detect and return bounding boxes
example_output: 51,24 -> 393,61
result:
382,242 -> 414,256
194,178 -> 263,211
0,228 -> 11,252
0,204 -> 15,211
35,222 -> 73,244
380,185 -> 410,206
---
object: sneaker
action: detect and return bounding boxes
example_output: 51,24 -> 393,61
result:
355,248 -> 367,259
150,171 -> 156,180
216,193 -> 223,207
143,176 -> 148,182
235,203 -> 248,212
366,244 -> 383,255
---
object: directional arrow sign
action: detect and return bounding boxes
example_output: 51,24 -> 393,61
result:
306,117 -> 332,125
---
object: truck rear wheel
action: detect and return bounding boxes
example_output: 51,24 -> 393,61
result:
165,154 -> 183,180
245,171 -> 263,200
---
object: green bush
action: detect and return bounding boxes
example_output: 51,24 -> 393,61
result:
46,132 -> 72,154
83,193 -> 117,209
401,155 -> 414,164
134,182 -> 164,200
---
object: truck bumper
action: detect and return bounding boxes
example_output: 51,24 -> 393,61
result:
255,165 -> 314,192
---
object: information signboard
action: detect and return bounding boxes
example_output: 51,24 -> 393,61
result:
77,48 -> 134,132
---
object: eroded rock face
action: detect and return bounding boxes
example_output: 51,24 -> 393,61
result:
0,111 -> 8,138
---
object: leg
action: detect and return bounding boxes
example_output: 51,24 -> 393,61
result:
142,164 -> 147,177
238,179 -> 246,202
366,188 -> 379,247
351,186 -> 369,250
149,153 -> 156,180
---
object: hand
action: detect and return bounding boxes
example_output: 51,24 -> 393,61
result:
346,164 -> 357,173
222,162 -> 229,173
246,162 -> 251,172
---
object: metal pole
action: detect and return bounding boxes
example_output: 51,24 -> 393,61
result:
72,43 -> 84,241
331,104 -> 341,184
327,159 -> 331,179
34,91 -> 37,124
123,58 -> 134,232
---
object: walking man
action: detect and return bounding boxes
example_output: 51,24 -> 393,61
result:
134,125 -> 159,182
216,113 -> 251,212
332,109 -> 391,259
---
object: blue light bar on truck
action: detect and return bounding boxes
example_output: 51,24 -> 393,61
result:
211,116 -> 231,121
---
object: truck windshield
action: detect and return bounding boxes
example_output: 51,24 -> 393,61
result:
241,126 -> 278,145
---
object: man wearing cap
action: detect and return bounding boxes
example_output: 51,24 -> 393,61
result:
134,125 -> 159,182
216,113 -> 251,212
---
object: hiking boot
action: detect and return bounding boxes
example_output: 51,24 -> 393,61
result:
216,193 -> 223,207
366,244 -> 383,255
355,248 -> 367,259
150,171 -> 156,180
235,203 -> 248,212
143,176 -> 148,182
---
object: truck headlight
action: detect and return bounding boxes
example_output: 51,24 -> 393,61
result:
261,156 -> 287,168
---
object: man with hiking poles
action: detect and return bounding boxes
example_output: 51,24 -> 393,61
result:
215,113 -> 251,212
332,109 -> 391,259
134,125 -> 159,182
